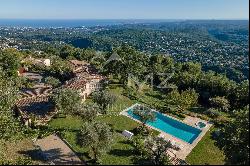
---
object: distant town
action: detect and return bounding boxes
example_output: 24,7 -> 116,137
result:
0,20 -> 248,83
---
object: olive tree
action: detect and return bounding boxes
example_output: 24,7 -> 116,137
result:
0,49 -> 21,77
45,76 -> 61,88
76,103 -> 99,122
144,136 -> 171,165
92,90 -> 117,114
0,70 -> 22,140
133,106 -> 156,134
165,89 -> 199,112
78,121 -> 113,163
52,88 -> 82,115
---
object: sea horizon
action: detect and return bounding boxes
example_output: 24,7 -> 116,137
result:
0,19 -> 182,28
0,18 -> 248,28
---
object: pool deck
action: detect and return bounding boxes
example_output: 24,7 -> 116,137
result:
163,116 -> 212,160
120,103 -> 213,160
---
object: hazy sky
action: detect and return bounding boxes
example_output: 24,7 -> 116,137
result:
0,0 -> 249,19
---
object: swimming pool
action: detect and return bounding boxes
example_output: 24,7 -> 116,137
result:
127,108 -> 202,144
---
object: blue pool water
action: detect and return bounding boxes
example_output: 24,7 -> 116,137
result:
127,109 -> 201,144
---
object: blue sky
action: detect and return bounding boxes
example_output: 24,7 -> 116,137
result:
0,0 -> 248,19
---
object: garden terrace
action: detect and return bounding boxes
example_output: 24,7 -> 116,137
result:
21,72 -> 44,83
48,84 -> 226,165
69,60 -> 100,77
69,60 -> 89,73
15,95 -> 57,126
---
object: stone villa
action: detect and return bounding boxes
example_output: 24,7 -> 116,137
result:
67,60 -> 106,101
15,58 -> 105,126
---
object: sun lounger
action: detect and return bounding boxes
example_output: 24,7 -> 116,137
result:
122,130 -> 134,139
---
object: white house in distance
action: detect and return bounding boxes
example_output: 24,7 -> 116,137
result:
43,59 -> 51,66
21,56 -> 51,67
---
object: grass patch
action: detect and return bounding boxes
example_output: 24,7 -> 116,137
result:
1,139 -> 45,164
49,115 -> 84,131
48,84 -> 225,165
100,133 -> 135,165
186,127 -> 226,165
60,129 -> 137,165
49,113 -> 160,164
48,85 -> 161,165
96,115 -> 139,133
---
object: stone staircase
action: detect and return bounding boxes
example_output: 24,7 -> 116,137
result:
171,157 -> 189,165
167,150 -> 189,165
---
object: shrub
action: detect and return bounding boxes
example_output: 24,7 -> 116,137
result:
205,108 -> 221,118
131,136 -> 146,156
196,114 -> 210,121
45,76 -> 61,88
209,96 -> 230,112
132,125 -> 156,137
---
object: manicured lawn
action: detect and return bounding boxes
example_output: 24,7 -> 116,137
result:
49,115 -> 149,165
49,84 -> 226,165
48,84 -> 161,165
49,115 -> 84,130
108,84 -> 136,111
100,133 -> 135,165
186,127 -> 226,165
97,115 -> 139,132
60,129 -> 137,165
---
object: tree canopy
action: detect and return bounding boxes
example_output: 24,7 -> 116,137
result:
75,103 -> 99,122
78,121 -> 113,163
143,136 -> 171,165
92,90 -> 117,114
218,106 -> 249,165
53,88 -> 82,115
0,49 -> 21,78
209,96 -> 230,112
45,76 -> 61,88
0,70 -> 23,140
165,89 -> 199,112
